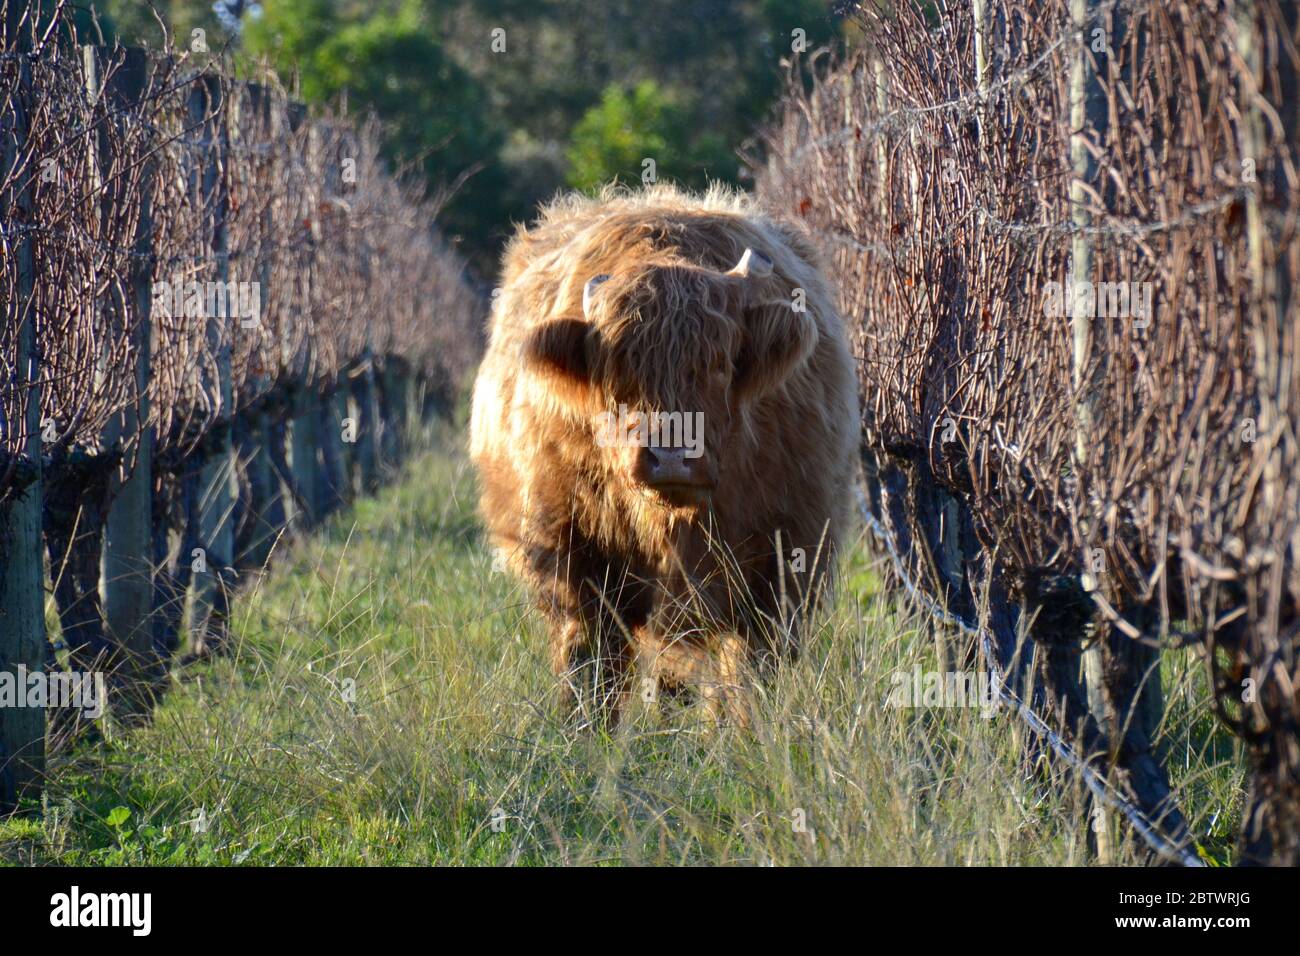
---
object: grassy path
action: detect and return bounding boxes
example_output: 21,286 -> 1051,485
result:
0,426 -> 1242,865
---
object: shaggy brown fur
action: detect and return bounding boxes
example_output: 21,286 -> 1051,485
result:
470,184 -> 857,725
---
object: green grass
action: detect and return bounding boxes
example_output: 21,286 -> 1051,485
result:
0,423 -> 1246,865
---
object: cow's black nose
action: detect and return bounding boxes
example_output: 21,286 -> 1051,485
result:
635,445 -> 710,492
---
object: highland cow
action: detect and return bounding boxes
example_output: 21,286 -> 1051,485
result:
470,185 -> 857,725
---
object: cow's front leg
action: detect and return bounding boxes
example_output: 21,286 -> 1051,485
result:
528,528 -> 644,728
549,612 -> 636,729
698,633 -> 754,728
637,624 -> 753,727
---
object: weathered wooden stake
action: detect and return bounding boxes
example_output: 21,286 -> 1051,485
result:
0,55 -> 45,811
1069,0 -> 1114,862
353,361 -> 381,492
94,47 -> 158,712
189,73 -> 235,656
318,388 -> 348,515
236,84 -> 286,568
285,106 -> 322,526
289,389 -> 321,525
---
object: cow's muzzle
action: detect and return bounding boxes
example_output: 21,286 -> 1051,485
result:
633,445 -> 714,506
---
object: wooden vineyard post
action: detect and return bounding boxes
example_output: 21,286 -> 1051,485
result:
287,105 -> 323,527
316,122 -> 348,516
0,53 -> 45,811
236,83 -> 287,571
188,72 -> 235,657
95,47 -> 159,712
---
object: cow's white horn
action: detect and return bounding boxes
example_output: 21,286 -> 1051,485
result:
728,248 -> 773,278
582,274 -> 611,317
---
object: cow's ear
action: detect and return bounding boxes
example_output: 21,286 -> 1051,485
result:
734,304 -> 819,400
522,319 -> 600,406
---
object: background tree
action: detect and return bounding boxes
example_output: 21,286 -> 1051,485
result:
244,2 -> 510,263
71,0 -> 845,271
566,81 -> 735,192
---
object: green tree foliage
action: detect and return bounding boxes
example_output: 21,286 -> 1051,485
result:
17,0 -> 120,45
566,81 -> 732,192
88,0 -> 230,50
444,0 -> 841,248
62,0 -> 844,270
250,4 -> 507,259
240,0 -> 338,82
243,1 -> 510,268
566,82 -> 671,192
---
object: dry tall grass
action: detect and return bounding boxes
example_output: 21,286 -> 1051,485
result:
0,427 -> 1243,865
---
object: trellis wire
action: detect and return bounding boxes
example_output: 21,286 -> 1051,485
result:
856,486 -> 1203,867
